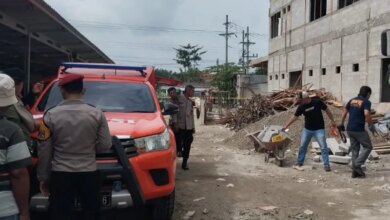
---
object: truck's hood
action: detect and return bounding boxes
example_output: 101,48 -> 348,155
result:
104,112 -> 166,139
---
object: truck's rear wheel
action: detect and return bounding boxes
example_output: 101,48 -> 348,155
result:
151,190 -> 175,220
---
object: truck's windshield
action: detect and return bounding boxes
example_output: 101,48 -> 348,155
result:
38,81 -> 156,113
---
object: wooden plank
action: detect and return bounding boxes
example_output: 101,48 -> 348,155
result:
374,149 -> 390,154
373,146 -> 390,150
373,143 -> 390,147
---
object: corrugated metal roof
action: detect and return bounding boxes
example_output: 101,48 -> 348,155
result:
0,0 -> 112,63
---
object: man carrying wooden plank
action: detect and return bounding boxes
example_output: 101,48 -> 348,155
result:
340,86 -> 374,178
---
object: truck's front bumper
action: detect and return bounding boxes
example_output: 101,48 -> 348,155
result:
30,190 -> 133,211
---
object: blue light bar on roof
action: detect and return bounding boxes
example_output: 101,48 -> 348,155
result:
61,62 -> 147,72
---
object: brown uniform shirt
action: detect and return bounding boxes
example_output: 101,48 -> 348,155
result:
37,99 -> 112,181
177,95 -> 195,130
168,96 -> 180,129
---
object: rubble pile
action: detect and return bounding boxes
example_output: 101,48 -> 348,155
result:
223,94 -> 274,131
224,106 -> 344,151
311,138 -> 384,164
224,85 -> 342,130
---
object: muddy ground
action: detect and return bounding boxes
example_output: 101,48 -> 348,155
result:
173,123 -> 390,220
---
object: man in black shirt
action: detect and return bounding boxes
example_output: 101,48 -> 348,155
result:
283,91 -> 336,171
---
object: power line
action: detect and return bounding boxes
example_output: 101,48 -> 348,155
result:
72,20 -> 224,34
94,41 -> 241,53
70,19 -> 268,36
230,22 -> 268,37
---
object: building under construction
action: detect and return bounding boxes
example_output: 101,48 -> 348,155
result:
265,0 -> 390,103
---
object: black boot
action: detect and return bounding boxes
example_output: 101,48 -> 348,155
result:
352,167 -> 366,178
182,158 -> 189,170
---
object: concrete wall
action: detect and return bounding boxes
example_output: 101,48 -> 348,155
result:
236,75 -> 268,99
267,0 -> 390,103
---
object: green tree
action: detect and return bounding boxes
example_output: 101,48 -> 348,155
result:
155,68 -> 179,80
174,44 -> 207,71
210,64 -> 241,95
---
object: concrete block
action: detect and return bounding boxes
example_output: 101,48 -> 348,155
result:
311,149 -> 321,154
311,142 -> 322,154
338,141 -> 350,153
313,138 -> 349,155
313,155 -> 321,163
327,138 -> 347,156
329,155 -> 352,164
369,150 -> 380,161
312,142 -> 320,149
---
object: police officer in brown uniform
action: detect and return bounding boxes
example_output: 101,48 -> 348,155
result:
37,74 -> 112,220
167,87 -> 182,157
176,85 -> 196,170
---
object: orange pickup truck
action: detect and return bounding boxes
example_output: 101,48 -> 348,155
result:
28,63 -> 177,220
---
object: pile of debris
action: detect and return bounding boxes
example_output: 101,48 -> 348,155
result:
224,84 -> 342,130
372,143 -> 390,155
311,138 -> 381,165
223,94 -> 274,130
270,86 -> 342,111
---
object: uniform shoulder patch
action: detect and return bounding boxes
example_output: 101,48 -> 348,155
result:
37,121 -> 51,141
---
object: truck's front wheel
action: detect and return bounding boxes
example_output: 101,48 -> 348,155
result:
151,189 -> 175,220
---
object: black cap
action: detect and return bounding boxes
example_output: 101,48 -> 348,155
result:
2,68 -> 25,82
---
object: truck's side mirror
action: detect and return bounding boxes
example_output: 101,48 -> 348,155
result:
381,30 -> 390,56
161,101 -> 179,115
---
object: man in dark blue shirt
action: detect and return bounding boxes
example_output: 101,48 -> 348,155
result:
340,86 -> 374,178
283,91 -> 336,172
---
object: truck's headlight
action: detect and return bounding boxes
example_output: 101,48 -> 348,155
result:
134,129 -> 170,152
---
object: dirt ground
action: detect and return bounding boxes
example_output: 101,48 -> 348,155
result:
172,123 -> 390,220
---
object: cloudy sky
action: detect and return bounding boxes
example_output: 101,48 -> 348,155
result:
45,0 -> 270,72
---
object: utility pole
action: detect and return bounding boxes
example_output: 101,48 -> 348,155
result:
216,58 -> 219,73
244,26 -> 258,72
241,30 -> 245,71
240,27 -> 257,74
219,15 -> 235,67
245,26 -> 257,68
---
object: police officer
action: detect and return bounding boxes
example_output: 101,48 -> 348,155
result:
176,85 -> 196,170
167,87 -> 182,157
37,74 -> 112,220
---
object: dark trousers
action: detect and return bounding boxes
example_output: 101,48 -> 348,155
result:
347,131 -> 373,169
177,129 -> 194,159
174,130 -> 181,154
49,171 -> 100,220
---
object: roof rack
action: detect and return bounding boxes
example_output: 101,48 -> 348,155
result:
61,62 -> 147,76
